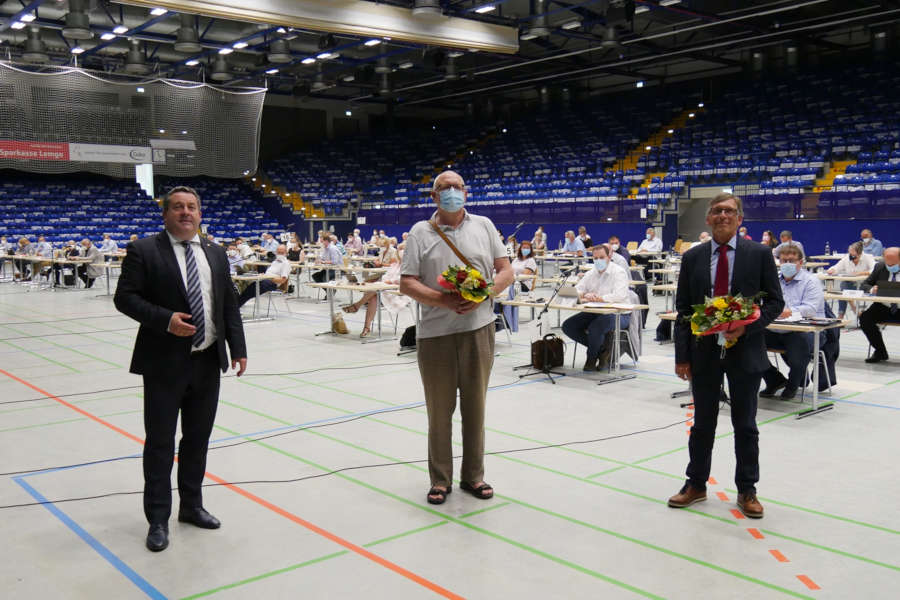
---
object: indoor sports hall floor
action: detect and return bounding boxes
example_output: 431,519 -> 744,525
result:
1,281 -> 898,600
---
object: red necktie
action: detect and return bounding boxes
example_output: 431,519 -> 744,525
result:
714,244 -> 730,297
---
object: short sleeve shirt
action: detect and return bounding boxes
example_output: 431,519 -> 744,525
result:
401,210 -> 507,339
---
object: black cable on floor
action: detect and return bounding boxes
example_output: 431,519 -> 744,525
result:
0,417 -> 691,509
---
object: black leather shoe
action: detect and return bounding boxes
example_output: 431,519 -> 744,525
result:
178,506 -> 221,529
780,385 -> 798,400
146,523 -> 169,552
759,379 -> 787,398
583,355 -> 598,371
865,352 -> 889,364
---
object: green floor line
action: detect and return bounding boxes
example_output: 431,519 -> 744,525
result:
363,520 -> 449,547
587,465 -> 628,478
0,408 -> 142,433
179,551 -> 349,600
0,339 -> 80,373
1,323 -> 123,369
739,496 -> 900,536
459,501 -> 511,519
211,423 -> 664,600
760,529 -> 900,571
249,374 -> 900,541
227,380 -> 900,570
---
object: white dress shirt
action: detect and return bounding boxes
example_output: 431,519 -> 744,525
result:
575,261 -> 629,303
265,255 -> 293,279
167,232 -> 216,351
636,236 -> 663,253
830,253 -> 874,275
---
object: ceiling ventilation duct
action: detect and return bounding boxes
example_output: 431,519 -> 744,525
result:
174,14 -> 202,53
374,56 -> 391,74
267,39 -> 292,63
523,0 -> 550,39
22,27 -> 50,64
125,40 -> 152,75
412,0 -> 442,17
444,56 -> 458,80
62,0 -> 93,40
601,26 -> 619,48
378,73 -> 391,96
210,55 -> 232,81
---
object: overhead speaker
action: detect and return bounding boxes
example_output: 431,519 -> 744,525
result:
412,0 -> 442,16
210,55 -> 232,81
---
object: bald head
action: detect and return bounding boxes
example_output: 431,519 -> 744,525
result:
884,247 -> 899,265
276,244 -> 287,256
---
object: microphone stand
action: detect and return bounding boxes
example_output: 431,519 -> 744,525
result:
513,263 -> 579,383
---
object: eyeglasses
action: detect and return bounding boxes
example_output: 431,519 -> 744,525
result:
708,207 -> 739,216
434,183 -> 465,192
849,254 -> 859,260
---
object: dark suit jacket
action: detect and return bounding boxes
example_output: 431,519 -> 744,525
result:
861,262 -> 896,292
114,232 -> 246,376
674,237 -> 784,374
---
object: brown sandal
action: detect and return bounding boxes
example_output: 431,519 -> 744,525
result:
426,486 -> 451,505
342,304 -> 358,314
460,481 -> 493,499
360,326 -> 371,338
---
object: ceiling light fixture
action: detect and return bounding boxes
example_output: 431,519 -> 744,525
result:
113,25 -> 128,35
364,39 -> 382,46
185,59 -> 199,66
474,4 -> 496,13
561,19 -> 581,30
150,8 -> 167,16
232,41 -> 248,49
20,14 -> 36,23
659,0 -> 681,6
10,21 -> 26,30
100,32 -> 116,41
635,6 -> 650,14
301,57 -> 316,65
70,46 -> 84,54
398,61 -> 414,69
635,81 -> 644,88
266,68 -> 278,74
218,47 -> 233,55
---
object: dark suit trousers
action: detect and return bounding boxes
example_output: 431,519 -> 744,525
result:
687,360 -> 760,494
762,331 -> 813,388
142,345 -> 220,524
312,268 -> 334,283
237,279 -> 277,307
860,302 -> 900,355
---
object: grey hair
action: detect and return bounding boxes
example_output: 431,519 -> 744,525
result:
162,186 -> 201,212
431,170 -> 466,193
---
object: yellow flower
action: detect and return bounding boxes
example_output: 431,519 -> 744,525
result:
691,320 -> 701,335
460,288 -> 486,303
468,268 -> 482,279
713,297 -> 729,310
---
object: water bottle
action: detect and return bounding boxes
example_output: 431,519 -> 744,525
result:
825,241 -> 830,255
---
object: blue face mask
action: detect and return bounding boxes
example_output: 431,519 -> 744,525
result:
521,248 -> 531,257
438,188 -> 465,213
593,259 -> 608,272
645,233 -> 652,240
887,263 -> 900,274
780,263 -> 798,279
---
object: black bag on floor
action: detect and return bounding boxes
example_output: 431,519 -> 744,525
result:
400,325 -> 416,349
531,334 -> 565,369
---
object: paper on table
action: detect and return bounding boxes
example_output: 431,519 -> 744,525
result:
581,302 -> 635,310
775,313 -> 803,322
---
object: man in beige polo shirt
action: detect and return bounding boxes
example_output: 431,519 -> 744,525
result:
400,170 -> 514,505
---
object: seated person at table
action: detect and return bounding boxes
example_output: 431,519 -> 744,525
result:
312,235 -> 342,283
398,232 -> 409,252
760,245 -> 825,399
52,240 -> 80,285
578,226 -> 593,249
531,226 -> 547,253
34,235 -> 53,279
562,230 -> 585,256
0,235 -> 9,253
376,236 -> 399,266
773,230 -> 804,260
14,236 -> 35,280
345,231 -> 363,255
237,244 -> 292,307
561,245 -> 630,371
739,226 -> 752,240
236,237 -> 255,259
261,233 -> 279,256
859,246 -> 900,364
632,227 -> 663,282
511,240 -> 538,292
826,241 -> 874,320
99,233 -> 118,254
226,244 -> 247,275
341,243 -> 406,338
860,229 -> 883,257
76,238 -> 103,288
760,230 -> 777,250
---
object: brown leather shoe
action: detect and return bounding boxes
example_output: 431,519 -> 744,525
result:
667,483 -> 707,508
737,492 -> 764,518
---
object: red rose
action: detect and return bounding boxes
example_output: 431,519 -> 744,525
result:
479,280 -> 487,288
704,306 -> 716,316
455,270 -> 468,283
729,302 -> 742,311
437,274 -> 456,290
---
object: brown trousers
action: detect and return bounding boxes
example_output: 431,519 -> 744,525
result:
417,323 -> 495,487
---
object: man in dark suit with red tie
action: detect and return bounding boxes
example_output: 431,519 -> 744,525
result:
668,193 -> 784,518
114,186 -> 247,552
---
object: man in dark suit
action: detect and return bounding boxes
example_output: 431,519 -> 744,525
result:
859,246 -> 900,363
668,193 -> 784,519
114,186 -> 247,552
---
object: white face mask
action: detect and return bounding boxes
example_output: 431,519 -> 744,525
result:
610,243 -> 619,251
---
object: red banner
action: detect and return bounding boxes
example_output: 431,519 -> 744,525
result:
0,140 -> 70,161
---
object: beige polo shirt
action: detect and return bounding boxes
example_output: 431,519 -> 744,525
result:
401,210 -> 507,339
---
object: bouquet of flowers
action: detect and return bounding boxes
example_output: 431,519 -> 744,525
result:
437,265 -> 493,303
690,294 -> 761,349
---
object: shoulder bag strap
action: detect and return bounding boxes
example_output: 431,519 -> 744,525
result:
429,220 -> 473,268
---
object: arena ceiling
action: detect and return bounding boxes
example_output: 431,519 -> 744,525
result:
0,1 -> 897,111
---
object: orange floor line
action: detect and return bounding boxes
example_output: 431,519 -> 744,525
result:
796,575 -> 821,590
730,509 -> 746,520
708,477 -> 718,485
747,528 -> 764,539
769,549 -> 790,563
0,367 -> 464,600
716,492 -> 729,502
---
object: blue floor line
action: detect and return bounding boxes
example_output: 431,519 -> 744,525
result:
14,476 -> 168,600
833,397 -> 900,411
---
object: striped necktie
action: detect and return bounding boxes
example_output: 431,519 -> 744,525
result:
182,241 -> 206,348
